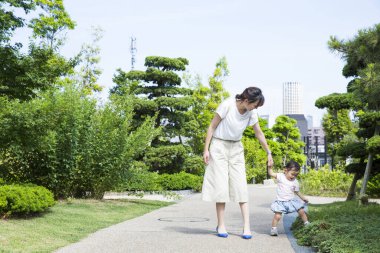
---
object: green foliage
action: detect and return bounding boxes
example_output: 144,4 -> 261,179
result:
0,82 -> 159,199
353,63 -> 380,111
145,56 -> 188,71
328,23 -> 380,77
75,26 -> 104,94
159,172 -> 202,191
271,115 -> 306,166
111,56 -> 194,173
299,168 -> 354,197
182,155 -> 205,176
315,93 -> 357,111
323,23 -> 380,196
242,119 -> 271,183
367,135 -> 380,153
336,134 -> 366,158
30,0 -> 76,48
367,173 -> 380,197
0,184 -> 55,216
118,167 -> 202,192
183,57 -> 230,155
321,108 -> 354,168
0,0 -> 75,100
143,145 -> 187,174
120,164 -> 162,192
292,201 -> 380,253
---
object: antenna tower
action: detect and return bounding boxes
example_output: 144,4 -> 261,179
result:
130,37 -> 137,70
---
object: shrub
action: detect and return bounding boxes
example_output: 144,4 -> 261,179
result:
118,170 -> 203,192
299,168 -> 353,197
367,173 -> 380,198
121,166 -> 162,192
158,171 -> 202,191
182,155 -> 205,176
0,184 -> 55,216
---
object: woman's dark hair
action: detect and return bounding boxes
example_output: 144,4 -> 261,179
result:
285,160 -> 300,172
235,87 -> 265,107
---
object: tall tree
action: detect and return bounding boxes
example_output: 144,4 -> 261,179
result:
315,93 -> 354,168
0,0 -> 75,100
112,56 -> 193,173
271,115 -> 306,167
324,23 -> 380,200
184,56 -> 230,155
75,26 -> 104,95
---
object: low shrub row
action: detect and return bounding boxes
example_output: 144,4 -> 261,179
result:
299,168 -> 354,197
119,170 -> 203,192
0,184 -> 55,217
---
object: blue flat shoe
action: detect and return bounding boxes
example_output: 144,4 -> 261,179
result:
242,229 -> 252,239
216,226 -> 228,238
242,234 -> 252,239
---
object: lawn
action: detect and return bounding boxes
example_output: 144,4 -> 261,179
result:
292,200 -> 380,253
0,199 -> 172,253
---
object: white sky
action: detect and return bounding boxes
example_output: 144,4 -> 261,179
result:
54,1 -> 380,126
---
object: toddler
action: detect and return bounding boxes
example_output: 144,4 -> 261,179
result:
268,160 -> 310,236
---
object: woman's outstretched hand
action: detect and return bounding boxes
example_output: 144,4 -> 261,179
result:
267,153 -> 274,167
203,150 -> 210,164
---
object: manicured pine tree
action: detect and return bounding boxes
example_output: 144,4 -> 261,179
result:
315,23 -> 380,202
113,56 -> 193,173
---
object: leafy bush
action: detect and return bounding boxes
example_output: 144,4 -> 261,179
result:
0,184 -> 55,216
118,170 -> 202,192
120,163 -> 162,192
158,171 -> 202,191
242,135 -> 267,183
367,173 -> 380,198
182,155 -> 205,176
0,86 -> 159,199
299,168 -> 353,197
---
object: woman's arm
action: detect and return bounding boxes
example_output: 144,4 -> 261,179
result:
252,122 -> 274,167
203,114 -> 222,164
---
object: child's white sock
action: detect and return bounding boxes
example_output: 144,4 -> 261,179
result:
304,221 -> 310,225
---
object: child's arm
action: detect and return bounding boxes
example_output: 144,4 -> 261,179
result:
267,165 -> 277,179
295,191 -> 309,203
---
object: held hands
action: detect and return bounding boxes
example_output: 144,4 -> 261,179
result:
203,150 -> 210,165
267,153 -> 274,167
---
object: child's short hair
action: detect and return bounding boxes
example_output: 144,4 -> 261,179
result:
285,160 -> 300,171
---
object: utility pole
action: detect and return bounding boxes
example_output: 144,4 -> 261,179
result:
130,37 -> 137,70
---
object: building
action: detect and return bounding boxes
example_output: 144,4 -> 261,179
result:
283,82 -> 303,114
305,127 -> 330,168
306,115 -> 313,129
283,81 -> 307,140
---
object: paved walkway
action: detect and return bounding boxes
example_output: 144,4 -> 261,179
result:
56,185 -> 379,253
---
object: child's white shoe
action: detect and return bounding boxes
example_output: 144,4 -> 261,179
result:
270,227 -> 278,236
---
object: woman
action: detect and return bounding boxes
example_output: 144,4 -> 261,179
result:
201,86 -> 274,239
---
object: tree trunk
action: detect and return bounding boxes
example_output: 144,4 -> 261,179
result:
359,124 -> 379,199
346,172 -> 360,201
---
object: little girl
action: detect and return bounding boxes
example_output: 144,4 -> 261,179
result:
267,160 -> 310,236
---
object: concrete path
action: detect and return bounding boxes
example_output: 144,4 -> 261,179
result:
56,185 -> 302,253
58,185 -> 380,253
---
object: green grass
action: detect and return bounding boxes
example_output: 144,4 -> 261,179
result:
0,199 -> 172,253
292,201 -> 380,253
